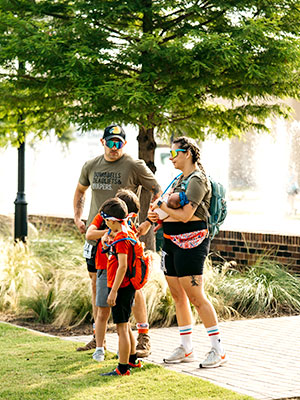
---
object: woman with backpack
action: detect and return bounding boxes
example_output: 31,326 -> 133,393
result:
149,136 -> 228,369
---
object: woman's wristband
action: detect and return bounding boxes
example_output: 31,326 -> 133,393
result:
146,217 -> 154,226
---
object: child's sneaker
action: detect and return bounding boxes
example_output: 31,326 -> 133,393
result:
92,348 -> 105,362
199,348 -> 228,368
101,368 -> 130,376
128,359 -> 142,369
163,345 -> 195,364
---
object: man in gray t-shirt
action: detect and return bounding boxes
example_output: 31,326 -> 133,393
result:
73,124 -> 161,356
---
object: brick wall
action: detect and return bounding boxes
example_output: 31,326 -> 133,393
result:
210,230 -> 300,275
27,215 -> 300,275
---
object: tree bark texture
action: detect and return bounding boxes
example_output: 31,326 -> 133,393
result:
137,126 -> 157,251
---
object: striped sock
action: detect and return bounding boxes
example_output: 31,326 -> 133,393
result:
136,322 -> 149,334
206,325 -> 224,355
179,325 -> 193,353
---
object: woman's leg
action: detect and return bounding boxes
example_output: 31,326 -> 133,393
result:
165,276 -> 193,326
179,275 -> 227,367
179,275 -> 218,328
163,276 -> 194,363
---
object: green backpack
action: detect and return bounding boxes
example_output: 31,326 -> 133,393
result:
179,172 -> 227,240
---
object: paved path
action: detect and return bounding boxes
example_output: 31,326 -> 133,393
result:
63,315 -> 300,400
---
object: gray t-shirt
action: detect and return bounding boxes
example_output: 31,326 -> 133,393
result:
79,153 -> 159,227
172,170 -> 211,221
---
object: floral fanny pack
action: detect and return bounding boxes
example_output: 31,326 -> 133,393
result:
163,229 -> 208,249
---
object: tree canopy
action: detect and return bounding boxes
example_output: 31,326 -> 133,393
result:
0,0 -> 300,167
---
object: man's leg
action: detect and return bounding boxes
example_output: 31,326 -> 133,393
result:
76,260 -> 98,351
132,289 -> 151,357
92,270 -> 111,361
89,271 -> 98,322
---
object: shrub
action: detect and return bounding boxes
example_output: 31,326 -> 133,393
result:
1,222 -> 300,328
219,257 -> 300,317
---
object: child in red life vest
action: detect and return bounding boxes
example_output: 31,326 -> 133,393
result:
99,197 -> 142,376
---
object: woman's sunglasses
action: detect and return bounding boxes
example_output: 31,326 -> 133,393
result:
170,149 -> 186,158
105,140 -> 125,149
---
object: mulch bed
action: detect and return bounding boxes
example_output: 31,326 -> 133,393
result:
0,313 -> 117,336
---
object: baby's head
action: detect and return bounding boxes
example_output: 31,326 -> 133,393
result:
167,193 -> 182,209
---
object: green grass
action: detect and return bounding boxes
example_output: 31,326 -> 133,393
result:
0,323 -> 254,400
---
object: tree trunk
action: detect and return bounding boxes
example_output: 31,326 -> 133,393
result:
137,126 -> 157,251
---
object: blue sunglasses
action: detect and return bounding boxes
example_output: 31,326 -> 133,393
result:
170,149 -> 186,158
105,140 -> 125,149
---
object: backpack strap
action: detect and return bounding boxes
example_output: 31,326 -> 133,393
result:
104,237 -> 139,279
101,236 -> 137,254
181,171 -> 211,220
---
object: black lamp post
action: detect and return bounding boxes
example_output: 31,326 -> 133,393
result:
14,140 -> 28,242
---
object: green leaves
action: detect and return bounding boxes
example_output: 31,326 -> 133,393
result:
0,0 -> 300,148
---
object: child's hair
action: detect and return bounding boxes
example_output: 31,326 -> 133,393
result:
100,197 -> 128,219
116,188 -> 140,214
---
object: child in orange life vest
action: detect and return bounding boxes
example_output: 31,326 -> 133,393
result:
100,197 -> 142,376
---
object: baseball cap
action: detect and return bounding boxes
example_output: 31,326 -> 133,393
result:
103,125 -> 126,143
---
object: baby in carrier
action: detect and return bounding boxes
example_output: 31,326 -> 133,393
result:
154,191 -> 189,220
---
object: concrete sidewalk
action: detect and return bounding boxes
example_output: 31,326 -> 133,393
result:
64,315 -> 300,400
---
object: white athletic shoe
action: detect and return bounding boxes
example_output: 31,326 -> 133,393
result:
199,347 -> 228,368
92,348 -> 105,362
163,345 -> 195,364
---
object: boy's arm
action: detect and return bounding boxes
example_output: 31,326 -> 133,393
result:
86,224 -> 108,241
106,253 -> 128,307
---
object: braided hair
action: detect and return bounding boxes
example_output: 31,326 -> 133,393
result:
172,136 -> 210,190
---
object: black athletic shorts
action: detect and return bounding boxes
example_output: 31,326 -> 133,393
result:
161,221 -> 210,277
109,284 -> 136,324
86,246 -> 97,273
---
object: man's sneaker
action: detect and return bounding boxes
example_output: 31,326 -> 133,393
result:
92,348 -> 105,362
136,333 -> 151,358
101,368 -> 130,376
128,359 -> 142,369
163,345 -> 195,364
199,348 -> 228,368
76,337 -> 96,352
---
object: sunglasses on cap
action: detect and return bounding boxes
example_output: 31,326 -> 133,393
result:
170,149 -> 186,158
105,140 -> 125,149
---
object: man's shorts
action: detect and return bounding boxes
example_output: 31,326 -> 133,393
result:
96,269 -> 109,308
86,246 -> 97,273
109,284 -> 136,324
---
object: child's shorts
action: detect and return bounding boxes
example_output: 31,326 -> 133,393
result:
96,269 -> 109,308
109,284 -> 135,324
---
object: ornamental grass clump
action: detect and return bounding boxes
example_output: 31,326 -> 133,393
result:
51,267 -> 92,327
218,257 -> 300,317
0,239 -> 46,313
142,251 -> 177,327
1,221 -> 300,328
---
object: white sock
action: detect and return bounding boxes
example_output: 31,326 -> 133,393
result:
206,325 -> 224,355
96,346 -> 104,352
179,325 -> 193,353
